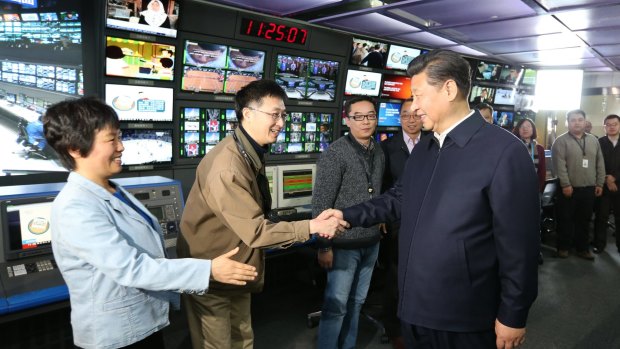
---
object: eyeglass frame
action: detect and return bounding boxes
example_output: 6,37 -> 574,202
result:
347,113 -> 378,121
246,107 -> 288,121
400,112 -> 421,120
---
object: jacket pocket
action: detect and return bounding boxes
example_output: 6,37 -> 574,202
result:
102,291 -> 147,311
456,239 -> 472,286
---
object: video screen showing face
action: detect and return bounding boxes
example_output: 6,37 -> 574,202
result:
106,0 -> 179,38
227,47 -> 265,72
344,69 -> 382,97
494,111 -> 514,128
473,61 -> 501,82
386,44 -> 420,71
121,129 -> 173,165
275,54 -> 309,100
184,41 -> 227,68
498,65 -> 522,85
381,74 -> 411,99
350,37 -> 388,69
106,84 -> 174,122
306,59 -> 339,101
469,85 -> 496,105
106,36 -> 175,81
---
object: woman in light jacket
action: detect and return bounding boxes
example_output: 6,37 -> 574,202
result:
43,97 -> 257,349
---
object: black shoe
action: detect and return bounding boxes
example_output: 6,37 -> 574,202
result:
592,247 -> 604,254
575,250 -> 595,261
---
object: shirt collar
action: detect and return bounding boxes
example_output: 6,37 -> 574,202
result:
433,110 -> 475,148
403,132 -> 420,145
239,124 -> 268,159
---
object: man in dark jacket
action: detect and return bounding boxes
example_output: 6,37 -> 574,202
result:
593,114 -> 620,254
361,44 -> 385,69
320,49 -> 539,349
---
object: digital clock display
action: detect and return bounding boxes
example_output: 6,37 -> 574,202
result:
240,17 -> 308,46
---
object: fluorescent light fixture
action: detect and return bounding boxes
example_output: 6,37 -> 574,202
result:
535,69 -> 583,110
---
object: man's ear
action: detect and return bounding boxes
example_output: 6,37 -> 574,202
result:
68,148 -> 81,160
444,80 -> 459,102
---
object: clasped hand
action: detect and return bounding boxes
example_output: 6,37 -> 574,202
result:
309,209 -> 349,239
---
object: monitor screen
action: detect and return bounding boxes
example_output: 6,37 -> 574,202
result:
306,58 -> 339,101
494,111 -> 514,128
106,84 -> 173,122
265,166 -> 278,209
378,102 -> 401,127
270,112 -> 332,154
350,37 -> 388,69
0,0 -> 85,176
473,61 -> 501,82
494,88 -> 516,106
121,129 -> 173,165
381,74 -> 411,99
277,164 -> 316,208
275,54 -> 309,100
1,196 -> 56,261
498,65 -> 523,85
106,0 -> 179,38
469,85 -> 496,105
521,69 -> 537,86
514,90 -> 535,111
227,47 -> 265,72
385,44 -> 421,71
178,107 -> 234,159
106,36 -> 175,81
344,69 -> 382,97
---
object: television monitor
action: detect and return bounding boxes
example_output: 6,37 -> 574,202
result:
473,61 -> 501,82
378,102 -> 401,127
224,71 -> 262,94
385,44 -> 421,71
265,166 -> 279,209
106,0 -> 179,38
269,112 -> 332,155
275,54 -> 309,100
105,36 -> 176,81
276,163 -> 316,208
350,37 -> 389,69
514,90 -> 535,111
40,12 -> 59,21
106,84 -> 174,122
227,47 -> 265,72
494,88 -> 516,106
1,196 -> 56,261
498,65 -> 523,85
20,13 -> 39,21
469,85 -> 496,105
2,14 -> 20,21
381,74 -> 411,99
520,69 -> 537,86
344,69 -> 382,97
183,41 -> 227,68
121,129 -> 173,166
306,58 -> 339,101
179,107 -> 205,158
60,11 -> 79,21
494,111 -> 514,128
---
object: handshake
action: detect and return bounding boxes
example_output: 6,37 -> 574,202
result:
309,209 -> 348,239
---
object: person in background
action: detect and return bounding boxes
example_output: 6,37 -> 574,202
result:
313,95 -> 384,349
178,80 -> 346,349
593,114 -> 620,254
584,120 -> 597,138
379,97 -> 423,349
552,109 -> 605,260
472,88 -> 491,104
320,49 -> 540,349
361,44 -> 385,69
43,97 -> 258,349
477,102 -> 494,124
139,0 -> 171,28
514,118 -> 546,192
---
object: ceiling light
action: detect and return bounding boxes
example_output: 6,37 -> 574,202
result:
370,0 -> 384,7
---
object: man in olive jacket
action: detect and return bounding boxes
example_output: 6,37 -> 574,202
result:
178,80 -> 345,349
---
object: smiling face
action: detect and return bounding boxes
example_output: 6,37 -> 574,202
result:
400,100 -> 422,137
242,95 -> 286,146
345,100 -> 377,144
72,126 -> 124,188
410,71 -> 448,133
519,120 -> 534,140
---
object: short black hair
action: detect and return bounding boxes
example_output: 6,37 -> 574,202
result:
43,96 -> 120,170
566,109 -> 586,121
604,114 -> 620,124
476,102 -> 494,113
234,79 -> 287,121
407,49 -> 471,101
513,118 -> 537,140
344,96 -> 376,116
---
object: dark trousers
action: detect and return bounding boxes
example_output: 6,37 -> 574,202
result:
379,223 -> 401,338
556,186 -> 596,252
403,324 -> 496,349
593,190 -> 620,250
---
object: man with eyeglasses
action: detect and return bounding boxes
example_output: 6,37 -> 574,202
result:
313,95 -> 385,349
378,96 -> 425,349
178,79 -> 347,349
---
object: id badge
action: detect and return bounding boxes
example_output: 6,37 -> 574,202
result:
582,159 -> 589,168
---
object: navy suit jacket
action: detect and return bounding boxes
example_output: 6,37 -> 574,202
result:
343,111 -> 539,332
381,131 -> 410,193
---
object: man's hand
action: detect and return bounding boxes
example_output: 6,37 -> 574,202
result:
379,223 -> 388,235
310,215 -> 348,239
211,247 -> 257,285
316,208 -> 344,221
495,319 -> 526,349
595,186 -> 603,197
562,186 -> 573,198
606,175 -> 617,192
317,249 -> 333,269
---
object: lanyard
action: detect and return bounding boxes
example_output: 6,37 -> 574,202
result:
346,134 -> 375,198
570,134 -> 586,157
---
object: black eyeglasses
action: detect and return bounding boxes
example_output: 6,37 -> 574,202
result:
400,112 -> 421,120
247,107 -> 287,121
348,113 -> 377,121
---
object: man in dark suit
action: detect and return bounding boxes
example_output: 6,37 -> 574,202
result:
320,49 -> 539,349
361,44 -> 385,69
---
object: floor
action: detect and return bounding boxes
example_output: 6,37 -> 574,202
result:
1,233 -> 620,349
